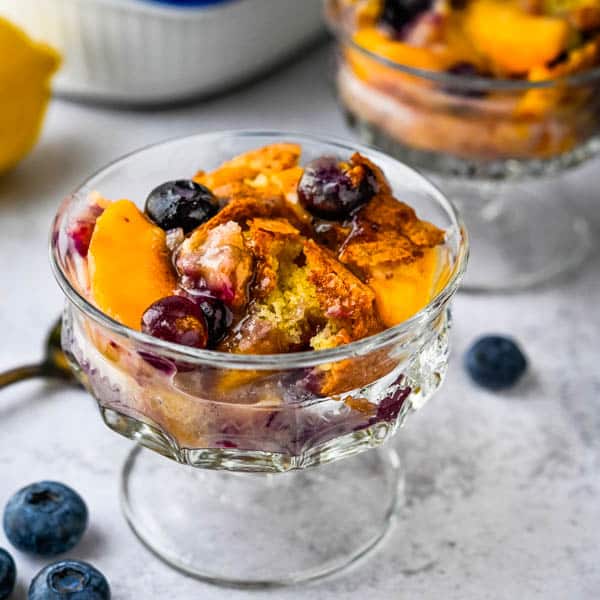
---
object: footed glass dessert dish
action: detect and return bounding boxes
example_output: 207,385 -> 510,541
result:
51,131 -> 467,587
326,0 -> 599,291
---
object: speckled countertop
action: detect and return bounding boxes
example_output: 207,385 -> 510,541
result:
1,43 -> 599,600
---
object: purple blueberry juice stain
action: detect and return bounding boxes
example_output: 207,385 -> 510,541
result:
215,440 -> 238,449
67,203 -> 105,257
68,222 -> 95,256
265,411 -> 278,428
137,351 -> 177,375
376,385 -> 412,422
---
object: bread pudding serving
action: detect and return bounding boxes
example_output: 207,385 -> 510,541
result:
53,139 -> 463,467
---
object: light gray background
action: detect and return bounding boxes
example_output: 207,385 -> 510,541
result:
1,42 -> 599,599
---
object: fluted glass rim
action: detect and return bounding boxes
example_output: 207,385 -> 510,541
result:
50,130 -> 468,370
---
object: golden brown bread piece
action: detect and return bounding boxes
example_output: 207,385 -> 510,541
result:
174,195 -> 308,308
244,218 -> 305,301
193,143 -> 302,200
188,195 -> 304,237
303,239 -> 380,341
338,195 -> 445,271
217,217 -> 382,357
337,163 -> 444,273
219,143 -> 302,172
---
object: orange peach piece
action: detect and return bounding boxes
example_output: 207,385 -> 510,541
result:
368,247 -> 447,327
353,28 -> 455,72
88,200 -> 177,331
464,0 -> 571,74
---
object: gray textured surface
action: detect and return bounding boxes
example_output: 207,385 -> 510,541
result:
1,43 -> 599,599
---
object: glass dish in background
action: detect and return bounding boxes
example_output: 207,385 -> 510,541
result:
50,131 -> 468,586
326,1 -> 599,291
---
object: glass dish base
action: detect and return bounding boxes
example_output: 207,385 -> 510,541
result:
438,178 -> 592,292
120,444 -> 402,588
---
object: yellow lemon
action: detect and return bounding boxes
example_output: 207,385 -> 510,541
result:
0,17 -> 60,174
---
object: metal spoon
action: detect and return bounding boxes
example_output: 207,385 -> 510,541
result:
0,319 -> 75,390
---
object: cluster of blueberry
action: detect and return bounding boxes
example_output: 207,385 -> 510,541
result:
142,180 -> 232,350
1,482 -> 109,600
139,156 -> 377,351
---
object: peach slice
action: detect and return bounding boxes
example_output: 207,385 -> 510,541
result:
368,247 -> 450,327
347,28 -> 462,96
464,0 -> 571,74
353,28 -> 456,72
88,200 -> 177,331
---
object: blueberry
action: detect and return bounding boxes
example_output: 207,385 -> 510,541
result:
3,482 -> 88,557
444,62 -> 487,98
29,560 -> 110,600
297,156 -> 377,220
465,335 -> 527,390
0,548 -> 16,600
380,0 -> 434,31
188,292 -> 233,348
141,295 -> 209,349
145,180 -> 219,234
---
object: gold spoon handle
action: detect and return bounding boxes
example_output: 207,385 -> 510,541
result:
0,364 -> 48,390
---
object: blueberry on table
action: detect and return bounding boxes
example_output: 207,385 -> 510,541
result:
465,335 -> 527,390
3,482 -> 88,556
145,180 -> 219,234
29,560 -> 110,600
141,295 -> 209,349
0,548 -> 16,600
297,156 -> 377,220
380,0 -> 434,31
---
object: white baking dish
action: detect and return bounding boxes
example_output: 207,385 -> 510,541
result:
0,0 -> 324,105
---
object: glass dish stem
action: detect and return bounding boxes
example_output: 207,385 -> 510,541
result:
436,176 -> 592,293
120,444 -> 403,587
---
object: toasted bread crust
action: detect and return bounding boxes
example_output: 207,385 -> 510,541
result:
339,188 -> 445,273
304,239 -> 380,340
193,143 -> 302,199
245,218 -> 304,300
